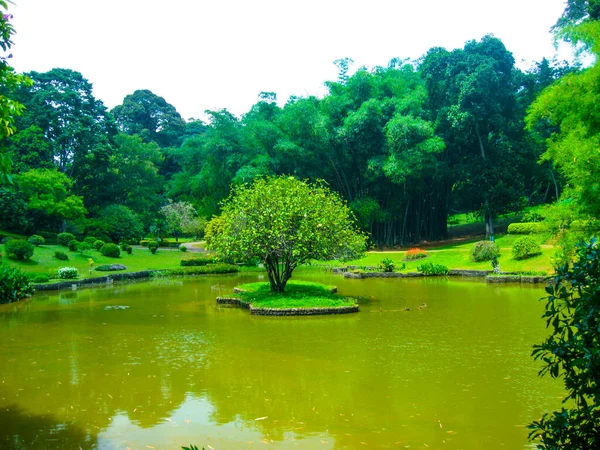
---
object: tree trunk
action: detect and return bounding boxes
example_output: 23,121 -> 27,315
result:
549,166 -> 560,201
475,122 -> 486,161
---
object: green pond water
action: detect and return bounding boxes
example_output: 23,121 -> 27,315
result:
0,271 -> 563,449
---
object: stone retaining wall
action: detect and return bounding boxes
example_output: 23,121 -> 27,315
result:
35,271 -> 153,291
486,275 -> 521,283
487,275 -> 548,284
344,272 -> 423,279
249,305 -> 359,316
216,296 -> 358,316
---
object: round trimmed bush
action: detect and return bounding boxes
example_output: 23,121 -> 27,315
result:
93,240 -> 105,250
32,274 -> 50,283
83,236 -> 97,245
54,250 -> 68,261
100,243 -> 120,258
5,239 -> 34,261
512,236 -> 542,260
28,235 -> 45,246
57,232 -> 76,247
471,240 -> 500,262
120,243 -> 133,254
148,241 -> 159,254
68,239 -> 79,252
179,244 -> 187,252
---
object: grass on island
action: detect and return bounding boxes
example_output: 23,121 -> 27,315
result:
236,280 -> 355,309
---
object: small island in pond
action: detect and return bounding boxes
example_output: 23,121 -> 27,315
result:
217,280 -> 359,316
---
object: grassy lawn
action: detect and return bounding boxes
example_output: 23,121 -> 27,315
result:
2,243 -> 191,280
315,234 -> 555,273
236,280 -> 355,309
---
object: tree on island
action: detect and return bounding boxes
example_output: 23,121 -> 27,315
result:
206,176 -> 367,292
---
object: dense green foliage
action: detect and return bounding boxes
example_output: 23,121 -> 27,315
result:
378,258 -> 395,272
417,262 -> 449,275
529,239 -> 600,449
471,240 -> 500,262
207,176 -> 366,292
508,222 -> 546,234
0,266 -> 33,303
4,239 -> 34,260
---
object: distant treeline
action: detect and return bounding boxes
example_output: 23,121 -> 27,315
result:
0,35 -> 574,244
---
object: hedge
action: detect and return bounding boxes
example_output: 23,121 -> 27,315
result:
507,222 -> 545,234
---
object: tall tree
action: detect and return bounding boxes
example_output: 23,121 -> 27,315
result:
12,68 -> 117,207
111,89 -> 186,148
421,35 -> 525,237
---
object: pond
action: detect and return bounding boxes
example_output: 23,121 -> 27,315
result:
0,271 -> 562,449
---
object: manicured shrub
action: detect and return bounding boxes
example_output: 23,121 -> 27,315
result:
57,267 -> 79,279
57,232 -> 76,247
403,248 -> 428,261
180,256 -> 217,266
83,236 -> 97,245
378,258 -> 395,272
100,243 -> 120,258
95,264 -> 127,272
28,235 -> 45,246
471,240 -> 500,262
68,239 -> 79,251
32,274 -> 50,283
77,242 -> 92,255
92,240 -> 105,250
5,239 -> 34,261
0,266 -> 34,304
417,262 -> 449,276
512,236 -> 542,260
120,243 -> 133,254
507,222 -> 545,235
179,244 -> 187,252
54,250 -> 68,261
148,241 -> 159,254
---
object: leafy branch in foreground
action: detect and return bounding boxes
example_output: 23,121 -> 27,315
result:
528,238 -> 600,449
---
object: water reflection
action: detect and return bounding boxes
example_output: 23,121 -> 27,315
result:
0,273 -> 562,449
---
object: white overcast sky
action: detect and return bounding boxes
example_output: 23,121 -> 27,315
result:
9,0 -> 569,120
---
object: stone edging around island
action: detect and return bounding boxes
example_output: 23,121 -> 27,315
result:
342,269 -> 547,284
216,296 -> 359,316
